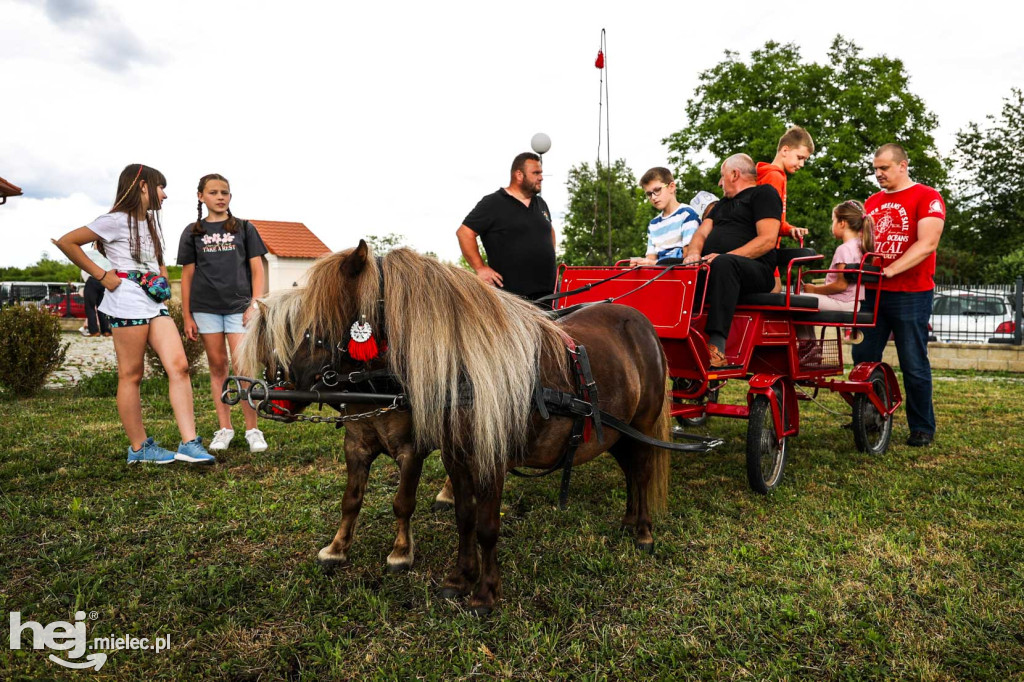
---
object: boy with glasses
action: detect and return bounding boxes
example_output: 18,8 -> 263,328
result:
630,167 -> 701,265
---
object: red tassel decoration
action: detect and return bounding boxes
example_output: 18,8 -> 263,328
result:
348,335 -> 379,362
594,50 -> 604,69
269,386 -> 295,416
348,316 -> 380,361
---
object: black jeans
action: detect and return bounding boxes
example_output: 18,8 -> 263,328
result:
699,254 -> 774,340
83,277 -> 111,334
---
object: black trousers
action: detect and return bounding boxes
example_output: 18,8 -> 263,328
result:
698,254 -> 774,340
83,277 -> 111,334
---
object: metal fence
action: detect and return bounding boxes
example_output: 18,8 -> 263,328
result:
931,275 -> 1023,346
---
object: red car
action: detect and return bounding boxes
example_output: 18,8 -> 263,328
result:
45,292 -> 86,318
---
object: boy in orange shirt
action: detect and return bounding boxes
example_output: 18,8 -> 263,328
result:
757,126 -> 813,291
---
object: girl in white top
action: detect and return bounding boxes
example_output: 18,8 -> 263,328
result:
54,164 -> 214,465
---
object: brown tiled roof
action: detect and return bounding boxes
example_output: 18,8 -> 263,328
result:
250,220 -> 331,258
0,176 -> 23,198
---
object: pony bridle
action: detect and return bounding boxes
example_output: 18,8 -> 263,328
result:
255,256 -> 397,420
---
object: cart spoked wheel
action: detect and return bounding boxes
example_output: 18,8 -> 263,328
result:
746,386 -> 787,494
852,367 -> 892,454
672,378 -> 719,427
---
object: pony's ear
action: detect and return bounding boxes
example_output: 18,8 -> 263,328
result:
341,240 -> 369,278
255,299 -> 269,318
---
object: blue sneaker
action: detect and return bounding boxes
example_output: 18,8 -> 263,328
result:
175,437 -> 216,464
127,437 -> 176,465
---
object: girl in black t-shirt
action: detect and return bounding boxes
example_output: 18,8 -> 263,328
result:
177,174 -> 269,454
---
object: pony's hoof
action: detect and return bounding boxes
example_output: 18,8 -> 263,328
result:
317,547 -> 349,573
468,604 -> 493,618
386,559 -> 413,574
432,500 -> 454,513
635,540 -> 655,554
438,586 -> 465,600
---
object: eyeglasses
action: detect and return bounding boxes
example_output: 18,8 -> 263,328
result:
645,185 -> 669,200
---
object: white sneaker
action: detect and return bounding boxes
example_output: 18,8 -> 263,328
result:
209,428 -> 235,451
245,428 -> 267,453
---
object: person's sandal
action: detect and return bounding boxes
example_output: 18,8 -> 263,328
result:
706,343 -> 741,369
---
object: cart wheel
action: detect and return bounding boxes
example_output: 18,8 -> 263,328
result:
746,391 -> 787,494
674,379 -> 719,428
852,367 -> 892,454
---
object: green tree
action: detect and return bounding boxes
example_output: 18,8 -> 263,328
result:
0,253 -> 80,282
946,88 -> 1024,282
664,37 -> 945,253
984,247 -> 1024,282
365,233 -> 408,255
560,160 -> 657,265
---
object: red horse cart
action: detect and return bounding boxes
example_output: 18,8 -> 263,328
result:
554,248 -> 902,493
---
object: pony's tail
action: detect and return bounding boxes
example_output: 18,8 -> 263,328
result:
645,388 -> 673,515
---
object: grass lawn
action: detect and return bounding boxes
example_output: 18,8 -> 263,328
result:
1,369 -> 1022,680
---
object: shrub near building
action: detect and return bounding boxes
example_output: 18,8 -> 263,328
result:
0,305 -> 68,397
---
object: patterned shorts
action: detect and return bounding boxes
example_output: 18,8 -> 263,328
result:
108,309 -> 170,328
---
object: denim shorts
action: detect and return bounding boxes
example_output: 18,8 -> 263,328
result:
193,312 -> 246,335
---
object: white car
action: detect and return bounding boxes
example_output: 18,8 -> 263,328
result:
929,290 -> 1017,344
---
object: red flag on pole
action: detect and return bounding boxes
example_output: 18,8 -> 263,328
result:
594,50 -> 604,69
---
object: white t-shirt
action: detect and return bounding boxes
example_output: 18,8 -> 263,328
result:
87,212 -> 167,319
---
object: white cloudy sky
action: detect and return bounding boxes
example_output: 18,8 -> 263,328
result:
1,0 -> 1022,267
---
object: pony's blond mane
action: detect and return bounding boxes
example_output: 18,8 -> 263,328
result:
236,286 -> 307,379
239,243 -> 568,484
381,248 -> 567,482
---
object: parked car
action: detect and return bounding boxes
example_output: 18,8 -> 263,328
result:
44,292 -> 86,318
929,290 -> 1016,344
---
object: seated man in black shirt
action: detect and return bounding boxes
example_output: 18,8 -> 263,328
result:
683,154 -> 782,367
456,152 -> 557,302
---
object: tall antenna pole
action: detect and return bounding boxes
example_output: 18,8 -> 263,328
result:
594,29 -> 612,262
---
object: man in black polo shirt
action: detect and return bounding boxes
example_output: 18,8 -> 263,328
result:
684,153 -> 782,367
457,152 -> 557,301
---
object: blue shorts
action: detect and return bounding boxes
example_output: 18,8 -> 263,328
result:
193,312 -> 246,335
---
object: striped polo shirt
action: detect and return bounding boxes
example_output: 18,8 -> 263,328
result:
646,204 -> 701,257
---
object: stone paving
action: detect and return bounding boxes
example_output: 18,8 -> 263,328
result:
45,331 -> 210,388
45,331 -> 119,388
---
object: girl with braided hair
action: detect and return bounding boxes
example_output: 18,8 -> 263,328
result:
177,174 -> 269,454
796,200 -> 876,355
54,164 -> 214,465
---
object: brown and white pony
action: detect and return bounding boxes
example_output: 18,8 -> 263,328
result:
242,241 -> 672,614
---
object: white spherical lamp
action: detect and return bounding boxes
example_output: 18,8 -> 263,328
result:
530,133 -> 552,155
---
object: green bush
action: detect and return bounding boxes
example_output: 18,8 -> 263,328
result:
145,301 -> 206,378
0,305 -> 69,397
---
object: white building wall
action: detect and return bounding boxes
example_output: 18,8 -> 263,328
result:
262,254 -> 318,294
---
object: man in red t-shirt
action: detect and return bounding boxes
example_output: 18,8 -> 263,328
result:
852,143 -> 945,447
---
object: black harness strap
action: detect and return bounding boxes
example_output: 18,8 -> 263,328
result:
511,343 -> 601,508
597,411 -> 724,451
572,345 -> 603,443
